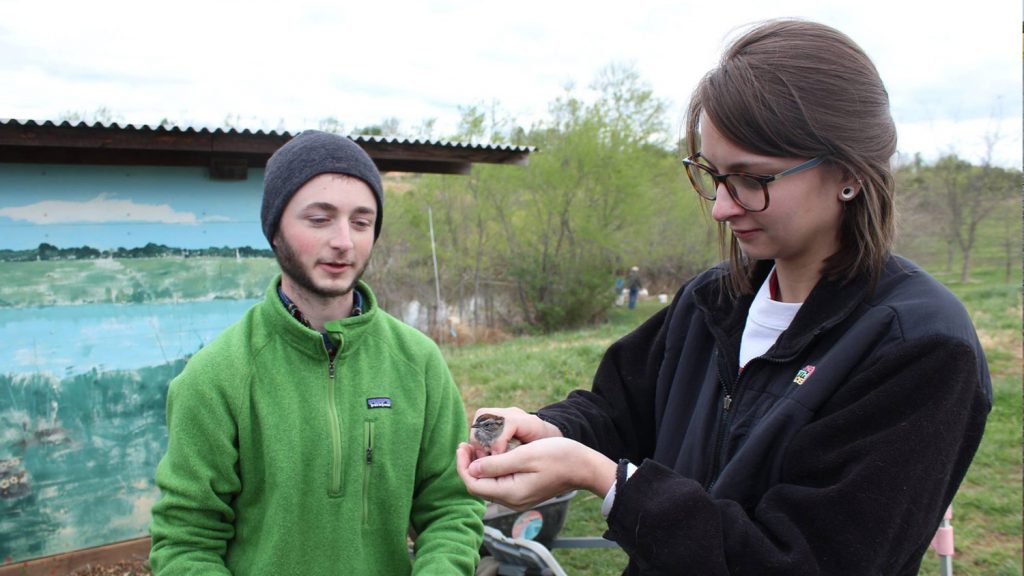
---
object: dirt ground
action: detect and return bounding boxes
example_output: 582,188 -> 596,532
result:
68,560 -> 151,575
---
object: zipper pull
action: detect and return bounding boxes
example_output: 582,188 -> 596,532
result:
366,447 -> 373,464
329,359 -> 336,379
723,394 -> 733,411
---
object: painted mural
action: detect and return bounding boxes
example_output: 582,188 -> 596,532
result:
0,163 -> 279,563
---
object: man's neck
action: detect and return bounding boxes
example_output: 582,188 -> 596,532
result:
278,278 -> 354,332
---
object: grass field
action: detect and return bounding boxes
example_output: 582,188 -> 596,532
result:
445,265 -> 1022,575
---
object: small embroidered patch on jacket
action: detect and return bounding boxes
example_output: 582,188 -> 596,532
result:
793,365 -> 816,385
367,397 -> 392,409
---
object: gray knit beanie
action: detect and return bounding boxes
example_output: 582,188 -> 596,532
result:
262,130 -> 384,245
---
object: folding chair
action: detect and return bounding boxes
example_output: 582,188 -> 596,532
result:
480,525 -> 568,576
480,498 -> 954,575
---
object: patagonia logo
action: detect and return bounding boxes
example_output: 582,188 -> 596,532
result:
367,397 -> 392,409
792,365 -> 816,385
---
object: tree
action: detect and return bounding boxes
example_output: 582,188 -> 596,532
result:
37,242 -> 59,261
375,103 -> 521,334
317,117 -> 346,134
223,113 -> 243,129
368,64 -> 717,334
59,106 -> 120,126
590,61 -> 669,148
355,117 -> 403,137
414,118 -> 437,140
933,153 -> 1019,282
897,150 -> 1020,282
478,64 -> 697,330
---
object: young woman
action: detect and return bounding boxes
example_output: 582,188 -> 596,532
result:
457,19 -> 991,575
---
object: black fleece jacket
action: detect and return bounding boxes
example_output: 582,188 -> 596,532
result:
537,256 -> 991,575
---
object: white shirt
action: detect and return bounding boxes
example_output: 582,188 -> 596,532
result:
739,268 -> 802,368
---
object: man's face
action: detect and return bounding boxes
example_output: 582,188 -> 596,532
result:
273,173 -> 377,300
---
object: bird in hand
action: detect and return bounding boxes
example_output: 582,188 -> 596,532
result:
472,413 -> 521,455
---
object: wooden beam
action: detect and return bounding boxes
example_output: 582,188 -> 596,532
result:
0,121 -> 533,174
0,122 -> 289,155
0,537 -> 151,576
358,140 -> 530,166
375,158 -> 472,175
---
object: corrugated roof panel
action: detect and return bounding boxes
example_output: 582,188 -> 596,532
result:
0,118 -> 533,153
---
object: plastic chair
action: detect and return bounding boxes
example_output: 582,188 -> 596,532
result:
930,504 -> 954,576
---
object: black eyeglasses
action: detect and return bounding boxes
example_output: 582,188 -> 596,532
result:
682,153 -> 826,212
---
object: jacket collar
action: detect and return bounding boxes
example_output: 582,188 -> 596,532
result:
262,275 -> 379,359
694,260 -> 872,364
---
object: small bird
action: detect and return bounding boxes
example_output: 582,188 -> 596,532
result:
472,413 -> 521,455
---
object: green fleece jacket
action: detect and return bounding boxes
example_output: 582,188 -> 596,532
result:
149,278 -> 484,575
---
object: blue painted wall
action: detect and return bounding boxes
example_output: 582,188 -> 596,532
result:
0,163 -> 279,563
1,164 -> 266,250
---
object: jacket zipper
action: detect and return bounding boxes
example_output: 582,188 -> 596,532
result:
706,362 -> 737,490
363,420 -> 374,524
327,354 -> 343,497
706,353 -> 791,491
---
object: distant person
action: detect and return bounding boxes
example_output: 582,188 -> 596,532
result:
149,130 -> 484,575
457,20 -> 991,575
626,266 -> 642,309
614,273 -> 626,306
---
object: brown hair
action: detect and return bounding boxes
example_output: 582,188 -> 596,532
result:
685,19 -> 897,296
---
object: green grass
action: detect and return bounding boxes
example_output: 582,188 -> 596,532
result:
916,266 -> 1023,576
449,302 -> 658,412
445,269 -> 1022,575
0,257 -> 278,306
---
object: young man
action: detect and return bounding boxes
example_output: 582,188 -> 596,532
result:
149,131 -> 485,575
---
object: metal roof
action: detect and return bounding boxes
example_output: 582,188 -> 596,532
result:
0,119 -> 532,176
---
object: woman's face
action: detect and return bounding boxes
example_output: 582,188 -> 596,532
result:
700,113 -> 849,274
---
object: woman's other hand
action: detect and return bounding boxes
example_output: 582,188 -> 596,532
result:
456,437 -> 616,511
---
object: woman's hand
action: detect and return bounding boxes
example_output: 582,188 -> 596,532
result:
468,407 -> 562,457
456,437 -> 617,511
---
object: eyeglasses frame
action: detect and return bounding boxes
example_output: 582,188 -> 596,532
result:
682,153 -> 826,212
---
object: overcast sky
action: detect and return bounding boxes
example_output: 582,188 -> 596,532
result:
1,0 -> 1021,167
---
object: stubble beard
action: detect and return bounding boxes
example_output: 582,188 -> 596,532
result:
274,235 -> 369,300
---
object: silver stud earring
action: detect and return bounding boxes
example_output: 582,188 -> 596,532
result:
839,186 -> 857,201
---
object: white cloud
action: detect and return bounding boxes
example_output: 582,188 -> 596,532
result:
0,0 -> 1019,166
0,193 -> 201,225
201,215 -> 235,223
897,115 -> 1024,168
